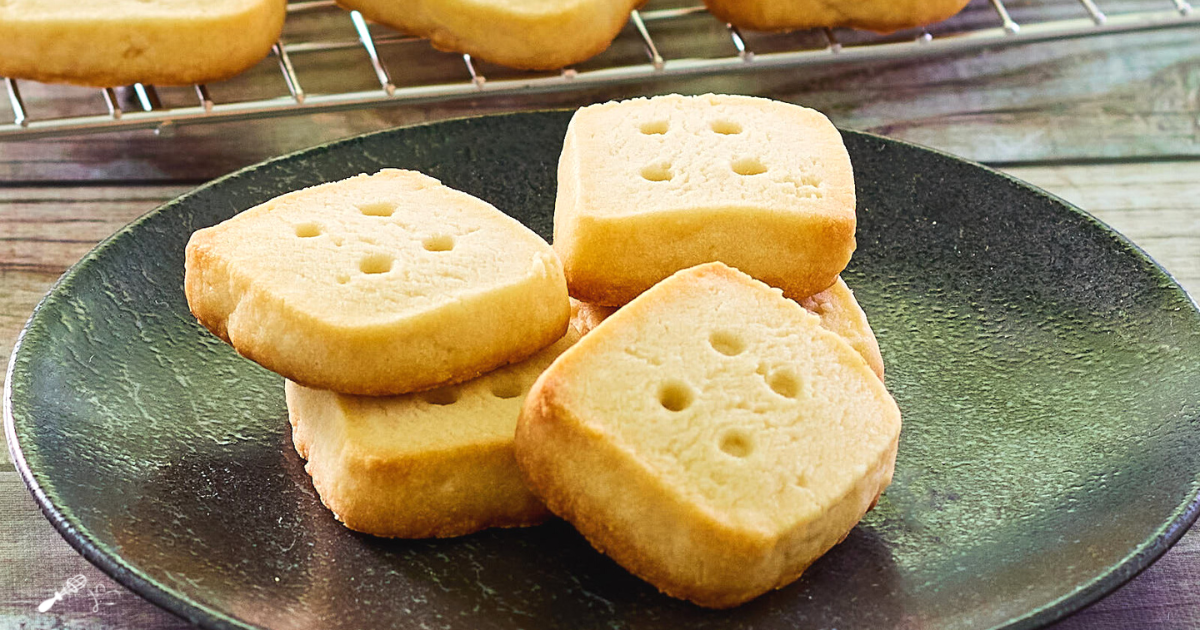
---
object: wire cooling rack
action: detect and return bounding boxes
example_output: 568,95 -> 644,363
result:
1,0 -> 1196,140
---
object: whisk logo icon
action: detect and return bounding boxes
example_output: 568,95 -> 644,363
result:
38,574 -> 87,612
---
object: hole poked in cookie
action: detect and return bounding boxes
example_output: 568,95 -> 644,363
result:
658,380 -> 694,412
358,201 -> 396,217
767,369 -> 801,398
359,253 -> 393,274
794,172 -> 822,187
489,378 -> 524,399
732,157 -> 768,176
422,234 -> 455,252
711,120 -> 742,135
422,387 -> 459,405
295,223 -> 321,238
709,330 -> 746,356
639,120 -> 669,135
781,172 -> 825,198
641,163 -> 673,182
719,429 -> 754,458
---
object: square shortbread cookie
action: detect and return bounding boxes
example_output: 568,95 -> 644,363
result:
516,263 -> 900,607
554,94 -> 856,306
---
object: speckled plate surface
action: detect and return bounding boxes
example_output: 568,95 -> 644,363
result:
6,112 -> 1200,630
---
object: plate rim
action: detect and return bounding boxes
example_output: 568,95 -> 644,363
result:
6,110 -> 1200,630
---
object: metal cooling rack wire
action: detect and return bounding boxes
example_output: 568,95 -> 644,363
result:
1,0 -> 1196,139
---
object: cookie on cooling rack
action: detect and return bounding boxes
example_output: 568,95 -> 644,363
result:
704,0 -> 971,33
0,0 -> 285,87
338,0 -> 643,70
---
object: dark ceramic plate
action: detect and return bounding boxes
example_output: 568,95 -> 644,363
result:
6,112 -> 1200,630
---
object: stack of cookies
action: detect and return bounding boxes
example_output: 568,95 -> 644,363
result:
183,93 -> 901,609
185,168 -> 575,537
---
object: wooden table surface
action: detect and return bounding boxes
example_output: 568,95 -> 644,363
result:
2,3 -> 1200,627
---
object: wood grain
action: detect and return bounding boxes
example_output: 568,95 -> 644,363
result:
0,472 -> 189,628
0,186 -> 189,402
1,1 -> 1197,181
1004,161 -> 1200,296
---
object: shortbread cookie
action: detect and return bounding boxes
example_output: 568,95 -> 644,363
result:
288,328 -> 579,538
186,169 -> 569,396
555,94 -> 856,306
0,0 -> 285,87
340,0 -> 642,70
516,262 -> 901,608
795,277 -> 884,380
568,298 -> 617,336
569,276 -> 884,380
705,0 -> 971,34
